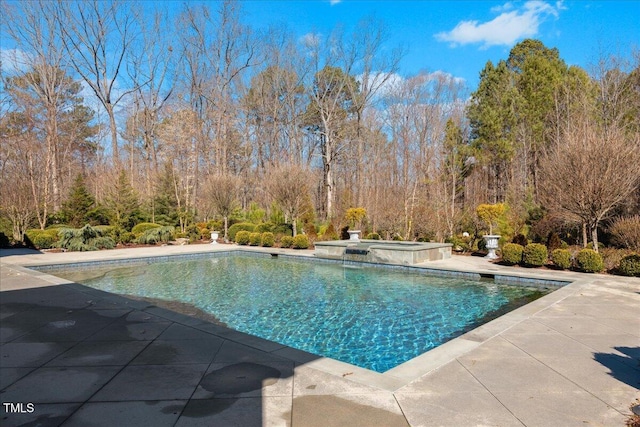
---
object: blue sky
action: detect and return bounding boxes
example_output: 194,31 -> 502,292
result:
239,0 -> 640,86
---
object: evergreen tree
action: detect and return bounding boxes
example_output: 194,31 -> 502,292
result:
467,60 -> 518,203
105,170 -> 141,231
61,174 -> 95,228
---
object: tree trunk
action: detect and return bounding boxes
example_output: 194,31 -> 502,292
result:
107,104 -> 120,163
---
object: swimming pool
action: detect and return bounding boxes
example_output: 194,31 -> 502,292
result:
48,253 -> 552,372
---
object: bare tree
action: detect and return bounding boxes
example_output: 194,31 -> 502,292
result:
3,0 -> 75,212
540,99 -> 640,251
202,174 -> 239,242
266,164 -> 311,237
57,0 -> 139,164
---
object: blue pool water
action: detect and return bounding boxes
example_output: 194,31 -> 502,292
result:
50,254 -> 549,372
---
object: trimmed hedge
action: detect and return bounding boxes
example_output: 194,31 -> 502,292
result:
280,236 -> 294,248
131,222 -> 161,236
249,232 -> 262,246
292,234 -> 310,249
523,243 -> 548,267
261,232 -> 275,247
551,249 -> 572,270
25,229 -> 60,249
501,243 -> 524,265
576,249 -> 604,273
618,253 -> 640,277
228,222 -> 256,241
235,230 -> 251,245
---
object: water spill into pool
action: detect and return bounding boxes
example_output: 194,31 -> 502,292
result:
51,255 -> 550,372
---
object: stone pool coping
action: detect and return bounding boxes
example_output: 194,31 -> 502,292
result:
2,244 -> 639,426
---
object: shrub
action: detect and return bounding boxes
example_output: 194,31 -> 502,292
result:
228,222 -> 256,241
280,235 -> 294,248
261,232 -> 275,247
586,241 -> 604,251
119,231 -> 135,244
618,254 -> 640,277
609,215 -> 640,252
501,243 -> 524,265
25,229 -> 60,249
273,223 -> 293,237
25,229 -> 59,249
546,232 -> 562,251
551,249 -> 572,270
235,230 -> 251,245
512,234 -> 528,247
249,232 -> 262,246
58,225 -> 115,251
255,223 -> 274,233
576,249 -> 604,273
366,232 -> 381,240
136,226 -> 175,245
131,223 -> 161,236
392,234 -> 404,241
292,234 -> 310,249
523,243 -> 548,267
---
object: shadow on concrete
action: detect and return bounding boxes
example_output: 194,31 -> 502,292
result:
593,346 -> 640,390
0,248 -> 43,258
0,282 -> 303,426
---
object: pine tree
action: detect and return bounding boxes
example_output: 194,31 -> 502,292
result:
61,174 -> 95,228
105,170 -> 141,231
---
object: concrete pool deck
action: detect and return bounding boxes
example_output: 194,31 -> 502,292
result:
1,245 -> 638,426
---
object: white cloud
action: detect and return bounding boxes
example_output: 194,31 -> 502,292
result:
300,32 -> 321,49
435,1 -> 562,48
330,0 -> 342,5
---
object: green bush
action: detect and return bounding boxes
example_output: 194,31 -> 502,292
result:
249,232 -> 262,246
58,225 -> 115,251
280,235 -> 294,248
618,253 -> 640,276
228,222 -> 256,241
366,232 -> 381,240
255,223 -> 274,233
131,222 -> 161,236
501,243 -> 524,265
551,249 -> 572,270
25,229 -> 60,249
120,231 -> 135,244
261,232 -> 275,247
235,230 -> 251,245
523,243 -> 548,267
136,226 -> 174,245
576,249 -> 604,273
292,234 -> 310,249
272,223 -> 293,237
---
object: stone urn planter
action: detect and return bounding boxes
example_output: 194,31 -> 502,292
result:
348,230 -> 361,241
483,235 -> 500,259
210,231 -> 219,244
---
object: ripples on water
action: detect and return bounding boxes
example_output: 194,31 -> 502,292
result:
54,256 -> 548,372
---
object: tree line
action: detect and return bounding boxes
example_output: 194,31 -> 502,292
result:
1,0 -> 639,251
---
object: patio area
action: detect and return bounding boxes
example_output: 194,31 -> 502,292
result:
1,245 -> 638,426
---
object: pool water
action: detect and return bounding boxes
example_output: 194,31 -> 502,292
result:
51,255 -> 549,372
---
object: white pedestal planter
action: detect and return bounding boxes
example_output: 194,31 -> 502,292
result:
348,230 -> 361,241
210,231 -> 219,244
483,235 -> 500,259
